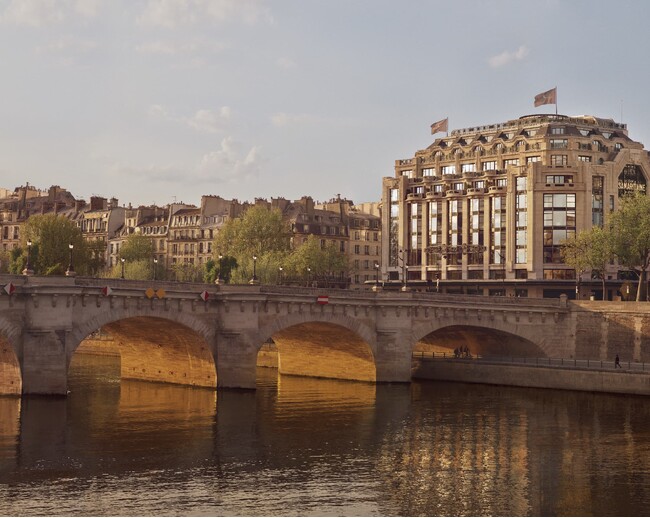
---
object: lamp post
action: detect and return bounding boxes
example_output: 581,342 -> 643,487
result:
65,243 -> 76,277
307,266 -> 311,287
23,240 -> 34,275
374,262 -> 380,286
120,257 -> 125,279
153,257 -> 158,281
278,266 -> 283,285
249,255 -> 258,284
436,276 -> 440,293
216,254 -> 223,284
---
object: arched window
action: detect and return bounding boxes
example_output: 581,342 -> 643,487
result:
618,164 -> 647,197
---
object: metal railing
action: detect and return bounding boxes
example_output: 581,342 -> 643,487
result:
412,351 -> 650,373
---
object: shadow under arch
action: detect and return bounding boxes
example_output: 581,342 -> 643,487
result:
414,324 -> 547,358
259,318 -> 377,383
0,317 -> 22,396
72,316 -> 217,389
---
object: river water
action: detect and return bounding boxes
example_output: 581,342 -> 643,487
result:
1,354 -> 649,516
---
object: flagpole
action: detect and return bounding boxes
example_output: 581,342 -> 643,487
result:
555,86 -> 558,115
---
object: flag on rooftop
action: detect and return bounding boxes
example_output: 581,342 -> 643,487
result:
430,117 -> 448,135
534,87 -> 557,107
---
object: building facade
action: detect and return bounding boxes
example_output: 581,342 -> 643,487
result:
382,114 -> 650,299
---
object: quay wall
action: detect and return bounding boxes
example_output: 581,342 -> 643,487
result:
413,359 -> 650,396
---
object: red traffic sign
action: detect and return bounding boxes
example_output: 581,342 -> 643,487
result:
3,283 -> 15,296
200,290 -> 209,302
101,286 -> 113,296
317,295 -> 329,304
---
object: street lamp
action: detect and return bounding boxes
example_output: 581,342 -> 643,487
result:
249,255 -> 258,284
65,243 -> 76,277
23,240 -> 34,275
153,257 -> 158,281
307,266 -> 312,287
216,254 -> 223,284
278,266 -> 283,285
120,257 -> 125,279
374,262 -> 380,286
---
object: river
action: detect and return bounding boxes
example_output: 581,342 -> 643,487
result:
1,354 -> 649,516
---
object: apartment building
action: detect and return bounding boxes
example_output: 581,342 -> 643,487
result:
383,113 -> 650,299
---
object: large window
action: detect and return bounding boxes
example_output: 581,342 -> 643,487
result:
469,198 -> 484,265
409,203 -> 422,265
551,155 -> 568,166
448,199 -> 463,265
427,201 -> 442,266
389,188 -> 399,267
491,196 -> 506,264
515,177 -> 528,264
441,165 -> 456,175
422,168 -> 435,177
482,161 -> 497,171
543,193 -> 576,264
592,176 -> 604,227
550,139 -> 568,149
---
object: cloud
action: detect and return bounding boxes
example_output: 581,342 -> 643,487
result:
187,107 -> 231,133
276,56 -> 296,70
197,137 -> 261,182
0,0 -> 100,26
488,45 -> 529,68
137,0 -> 273,28
135,38 -> 227,58
149,104 -> 232,133
111,137 -> 262,186
271,112 -> 313,128
36,35 -> 98,60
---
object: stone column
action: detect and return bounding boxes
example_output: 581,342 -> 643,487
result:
374,330 -> 412,383
20,330 -> 70,395
215,331 -> 259,389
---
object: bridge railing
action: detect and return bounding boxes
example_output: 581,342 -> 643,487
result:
412,351 -> 650,373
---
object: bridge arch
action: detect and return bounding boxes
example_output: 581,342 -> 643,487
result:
411,321 -> 550,359
0,314 -> 22,395
70,306 -> 217,388
258,313 -> 377,382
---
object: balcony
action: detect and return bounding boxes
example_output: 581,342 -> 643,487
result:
426,191 -> 445,199
445,189 -> 462,197
406,193 -> 424,201
488,185 -> 506,193
466,187 -> 486,195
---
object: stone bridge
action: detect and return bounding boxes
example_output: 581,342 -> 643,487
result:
0,274 -> 646,396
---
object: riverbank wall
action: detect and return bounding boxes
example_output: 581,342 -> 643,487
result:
413,359 -> 650,396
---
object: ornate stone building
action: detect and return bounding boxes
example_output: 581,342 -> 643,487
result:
382,114 -> 650,299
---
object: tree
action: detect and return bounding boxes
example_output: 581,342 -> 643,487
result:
286,235 -> 349,285
119,233 -> 155,262
204,256 -> 238,283
213,205 -> 291,283
10,214 -> 88,275
561,226 -> 613,300
609,192 -> 650,301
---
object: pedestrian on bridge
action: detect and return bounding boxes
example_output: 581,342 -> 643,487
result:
615,354 -> 621,369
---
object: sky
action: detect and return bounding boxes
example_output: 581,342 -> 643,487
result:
2,0 -> 650,208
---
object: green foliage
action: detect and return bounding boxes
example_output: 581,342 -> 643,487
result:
561,226 -> 613,300
213,205 -> 292,284
214,205 -> 291,259
0,250 -> 9,273
609,192 -> 650,300
204,256 -> 238,283
119,233 -> 155,262
285,235 -> 349,282
105,259 -> 152,280
14,214 -> 88,275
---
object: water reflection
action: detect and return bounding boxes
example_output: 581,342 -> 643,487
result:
0,355 -> 649,516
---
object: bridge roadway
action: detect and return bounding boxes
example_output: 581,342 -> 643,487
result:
0,274 -> 645,396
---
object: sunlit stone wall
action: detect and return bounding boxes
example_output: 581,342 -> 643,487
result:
96,317 -> 217,388
0,335 -> 20,395
272,322 -> 376,382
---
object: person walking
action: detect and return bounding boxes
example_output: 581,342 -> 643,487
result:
615,353 -> 621,369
